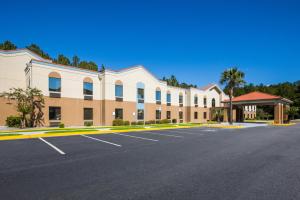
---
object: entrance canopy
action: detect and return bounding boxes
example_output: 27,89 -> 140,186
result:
222,91 -> 293,124
223,91 -> 293,106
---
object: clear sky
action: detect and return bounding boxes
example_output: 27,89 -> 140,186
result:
1,0 -> 300,87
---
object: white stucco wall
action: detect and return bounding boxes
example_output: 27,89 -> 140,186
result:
31,61 -> 102,100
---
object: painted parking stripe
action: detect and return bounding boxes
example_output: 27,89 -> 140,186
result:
202,129 -> 217,132
81,135 -> 122,147
113,133 -> 159,142
39,137 -> 66,155
164,129 -> 202,135
141,131 -> 183,138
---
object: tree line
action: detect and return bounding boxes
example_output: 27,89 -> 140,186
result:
224,80 -> 300,118
162,75 -> 197,89
0,40 -> 104,72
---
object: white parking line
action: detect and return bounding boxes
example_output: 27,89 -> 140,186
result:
202,129 -> 217,132
39,137 -> 66,155
81,135 -> 122,147
113,133 -> 159,142
142,131 -> 183,138
164,130 -> 202,135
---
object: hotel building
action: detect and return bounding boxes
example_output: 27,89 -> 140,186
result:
0,49 -> 232,126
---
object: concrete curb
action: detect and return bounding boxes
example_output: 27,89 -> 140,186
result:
0,124 -> 244,141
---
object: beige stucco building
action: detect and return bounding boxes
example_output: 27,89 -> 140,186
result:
0,49 -> 229,126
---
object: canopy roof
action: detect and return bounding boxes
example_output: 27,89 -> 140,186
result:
223,91 -> 292,105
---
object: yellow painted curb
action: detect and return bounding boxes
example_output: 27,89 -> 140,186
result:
271,123 -> 296,127
0,124 -> 245,141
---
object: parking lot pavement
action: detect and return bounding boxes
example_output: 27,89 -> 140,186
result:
1,124 -> 300,200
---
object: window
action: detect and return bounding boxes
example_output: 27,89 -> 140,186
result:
179,111 -> 183,119
83,82 -> 93,95
49,77 -> 61,92
115,84 -> 123,101
156,90 -> 161,104
49,107 -> 61,120
156,110 -> 161,120
137,109 -> 144,120
212,98 -> 216,108
203,112 -> 207,119
166,111 -> 171,119
167,93 -> 171,106
194,112 -> 198,119
179,94 -> 183,107
204,97 -> 207,108
115,108 -> 123,119
137,88 -> 144,103
194,96 -> 198,107
84,108 -> 93,120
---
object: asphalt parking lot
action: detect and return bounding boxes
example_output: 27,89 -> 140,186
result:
1,124 -> 300,200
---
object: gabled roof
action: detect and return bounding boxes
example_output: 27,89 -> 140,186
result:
106,65 -> 167,84
199,83 -> 215,91
224,91 -> 292,104
0,48 -> 52,62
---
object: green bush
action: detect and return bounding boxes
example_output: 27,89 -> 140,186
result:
113,119 -> 124,126
145,120 -> 155,125
137,121 -> 144,125
59,123 -> 65,128
6,116 -> 21,128
172,119 -> 177,124
123,121 -> 130,126
131,121 -> 137,125
160,119 -> 171,124
84,121 -> 93,126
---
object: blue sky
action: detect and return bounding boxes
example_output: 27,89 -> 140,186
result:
1,0 -> 300,87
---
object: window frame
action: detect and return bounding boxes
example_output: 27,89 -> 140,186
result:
83,108 -> 93,121
49,106 -> 61,121
115,84 -> 123,101
115,108 -> 123,120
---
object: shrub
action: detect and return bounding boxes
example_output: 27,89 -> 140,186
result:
84,121 -> 93,126
172,119 -> 177,124
59,123 -> 65,128
160,119 -> 171,124
145,121 -> 151,125
137,121 -> 144,125
123,121 -> 130,126
6,116 -> 21,128
113,119 -> 124,126
145,120 -> 155,125
155,120 -> 161,124
131,121 -> 137,125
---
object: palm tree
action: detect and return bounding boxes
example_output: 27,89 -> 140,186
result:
220,67 -> 245,125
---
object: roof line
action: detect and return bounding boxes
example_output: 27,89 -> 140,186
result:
0,48 -> 52,62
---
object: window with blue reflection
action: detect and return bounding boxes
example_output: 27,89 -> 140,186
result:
156,90 -> 161,102
83,82 -> 93,95
49,77 -> 61,92
137,88 -> 144,100
115,85 -> 123,97
167,93 -> 171,103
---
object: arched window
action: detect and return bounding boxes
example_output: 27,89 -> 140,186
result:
49,72 -> 61,98
166,91 -> 171,106
155,87 -> 161,104
179,92 -> 183,107
212,98 -> 216,107
115,80 -> 123,101
83,77 -> 93,100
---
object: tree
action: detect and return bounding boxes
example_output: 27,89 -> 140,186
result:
0,40 -> 17,50
220,67 -> 245,124
26,44 -> 52,59
72,55 -> 80,67
99,64 -> 105,72
56,54 -> 71,65
286,106 -> 299,120
0,88 -> 45,128
78,61 -> 98,71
